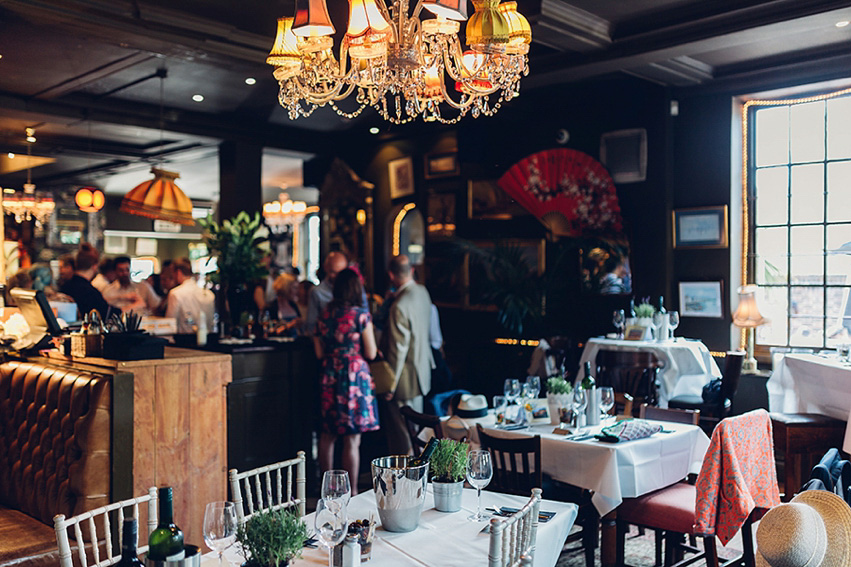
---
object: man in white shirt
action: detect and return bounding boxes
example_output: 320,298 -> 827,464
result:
102,256 -> 161,315
166,258 -> 214,334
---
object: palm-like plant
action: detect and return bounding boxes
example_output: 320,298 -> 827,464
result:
198,211 -> 270,289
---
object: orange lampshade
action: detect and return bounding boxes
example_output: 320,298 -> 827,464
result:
455,50 -> 491,92
293,0 -> 335,37
345,0 -> 391,59
75,187 -> 105,213
423,0 -> 468,21
120,168 -> 194,225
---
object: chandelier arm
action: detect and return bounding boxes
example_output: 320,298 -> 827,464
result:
410,0 -> 425,21
332,82 -> 358,101
437,78 -> 474,110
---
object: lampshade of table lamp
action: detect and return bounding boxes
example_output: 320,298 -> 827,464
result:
733,285 -> 766,372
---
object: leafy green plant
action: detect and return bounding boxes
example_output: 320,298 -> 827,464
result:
430,439 -> 469,482
634,302 -> 656,318
547,376 -> 572,395
198,211 -> 270,288
237,507 -> 308,567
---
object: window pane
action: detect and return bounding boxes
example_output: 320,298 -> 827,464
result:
790,317 -> 823,347
755,106 -> 789,167
790,101 -> 825,163
790,225 -> 824,285
826,287 -> 851,347
755,227 -> 787,285
827,161 -> 851,222
789,164 -> 824,224
827,97 -> 851,160
754,167 -> 787,226
757,286 -> 787,345
790,287 -> 823,347
826,224 -> 851,283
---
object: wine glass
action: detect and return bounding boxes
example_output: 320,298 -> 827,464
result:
203,501 -> 237,566
525,376 -> 541,399
599,387 -> 615,420
315,498 -> 348,567
503,378 -> 521,405
321,470 -> 351,505
572,387 -> 587,431
669,311 -> 680,340
612,309 -> 626,339
466,450 -> 493,522
652,311 -> 665,341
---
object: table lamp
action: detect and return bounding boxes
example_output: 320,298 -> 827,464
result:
732,285 -> 766,372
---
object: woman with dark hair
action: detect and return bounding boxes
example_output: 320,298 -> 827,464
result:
313,268 -> 378,494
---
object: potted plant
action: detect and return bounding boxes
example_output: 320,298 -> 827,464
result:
634,301 -> 656,331
236,507 -> 308,567
430,439 -> 469,512
546,376 -> 573,425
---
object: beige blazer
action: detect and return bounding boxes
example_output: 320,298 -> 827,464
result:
386,282 -> 435,400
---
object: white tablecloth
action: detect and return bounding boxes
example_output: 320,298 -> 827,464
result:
769,353 -> 851,452
468,416 -> 710,516
578,337 -> 721,407
205,488 -> 577,567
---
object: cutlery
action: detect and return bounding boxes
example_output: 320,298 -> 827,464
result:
487,507 -> 556,522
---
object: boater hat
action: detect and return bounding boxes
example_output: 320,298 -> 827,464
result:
755,490 -> 851,567
454,394 -> 489,418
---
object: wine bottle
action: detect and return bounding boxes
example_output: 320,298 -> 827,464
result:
629,298 -> 636,318
657,296 -> 667,314
148,487 -> 184,561
408,437 -> 438,467
582,362 -> 599,426
115,518 -> 144,567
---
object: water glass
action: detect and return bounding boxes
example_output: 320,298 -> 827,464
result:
203,501 -> 237,565
493,395 -> 508,425
466,450 -> 493,522
669,311 -> 680,340
572,387 -> 587,431
321,470 -> 351,505
525,376 -> 541,398
652,312 -> 665,341
504,378 -> 521,405
315,499 -> 348,567
612,309 -> 626,338
599,387 -> 615,419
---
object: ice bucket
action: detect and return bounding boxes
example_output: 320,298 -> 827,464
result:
145,545 -> 201,567
371,455 -> 428,532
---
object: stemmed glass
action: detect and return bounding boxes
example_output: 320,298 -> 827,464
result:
321,470 -> 351,505
203,501 -> 237,567
572,387 -> 587,432
612,309 -> 626,339
599,387 -> 615,421
504,378 -> 521,406
669,311 -> 680,340
315,499 -> 348,567
652,312 -> 665,341
467,450 -> 493,522
525,376 -> 541,399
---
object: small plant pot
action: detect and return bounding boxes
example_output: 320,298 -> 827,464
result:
547,393 -> 571,425
432,480 -> 464,512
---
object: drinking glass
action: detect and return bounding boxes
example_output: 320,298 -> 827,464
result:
315,498 -> 348,567
669,311 -> 680,340
321,470 -> 351,505
525,376 -> 541,399
599,387 -> 615,420
652,312 -> 665,341
493,395 -> 508,425
612,309 -> 626,338
466,450 -> 493,522
203,501 -> 237,566
572,387 -> 587,431
503,378 -> 521,405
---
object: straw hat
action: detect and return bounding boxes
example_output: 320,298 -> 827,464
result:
756,490 -> 851,567
454,394 -> 489,418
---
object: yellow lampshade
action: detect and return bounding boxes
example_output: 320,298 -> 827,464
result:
423,0 -> 468,21
498,2 -> 531,54
732,285 -> 766,328
465,0 -> 509,53
345,0 -> 392,59
267,18 -> 303,79
120,168 -> 194,226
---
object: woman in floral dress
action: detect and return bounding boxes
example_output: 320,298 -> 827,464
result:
314,268 -> 378,494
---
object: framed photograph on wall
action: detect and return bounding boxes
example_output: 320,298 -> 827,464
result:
678,280 -> 724,318
467,179 -> 529,220
424,151 -> 460,179
672,205 -> 728,248
427,192 -> 456,239
388,156 -> 415,199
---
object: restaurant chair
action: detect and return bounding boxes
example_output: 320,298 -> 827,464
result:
400,405 -> 444,453
595,350 -> 663,413
667,351 -> 745,426
612,392 -> 634,418
615,409 -> 780,567
639,404 -> 700,425
54,487 -> 158,567
228,451 -> 306,524
476,424 -> 542,496
488,488 -> 543,567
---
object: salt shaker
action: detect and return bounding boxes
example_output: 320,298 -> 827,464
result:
342,533 -> 360,567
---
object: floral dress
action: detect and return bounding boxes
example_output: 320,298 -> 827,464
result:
317,304 -> 380,435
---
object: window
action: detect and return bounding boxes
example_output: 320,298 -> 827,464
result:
748,90 -> 851,348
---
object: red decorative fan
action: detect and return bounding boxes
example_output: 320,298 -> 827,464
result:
498,149 -> 623,237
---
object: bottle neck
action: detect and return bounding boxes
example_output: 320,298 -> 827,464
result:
121,521 -> 138,558
159,490 -> 174,525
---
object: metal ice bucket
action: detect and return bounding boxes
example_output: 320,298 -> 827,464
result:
145,545 -> 201,567
371,455 -> 428,533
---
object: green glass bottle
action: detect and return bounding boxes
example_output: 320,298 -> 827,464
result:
115,518 -> 144,567
148,487 -> 184,561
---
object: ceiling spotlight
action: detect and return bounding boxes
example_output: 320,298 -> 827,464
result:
7,153 -> 14,159
245,77 -> 256,85
369,127 -> 380,135
192,94 -> 205,102
837,20 -> 850,28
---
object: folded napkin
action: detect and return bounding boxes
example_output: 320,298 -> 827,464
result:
595,419 -> 662,443
497,507 -> 556,523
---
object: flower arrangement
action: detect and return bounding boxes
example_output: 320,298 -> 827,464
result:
198,211 -> 270,289
430,439 -> 469,483
547,376 -> 573,395
634,302 -> 656,318
236,507 -> 307,567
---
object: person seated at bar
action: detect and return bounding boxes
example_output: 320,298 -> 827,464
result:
59,243 -> 109,318
91,257 -> 116,292
102,255 -> 161,315
267,272 -> 302,337
166,258 -> 214,334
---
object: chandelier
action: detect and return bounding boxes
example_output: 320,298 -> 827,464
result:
266,0 -> 531,124
262,193 -> 319,233
2,128 -> 55,226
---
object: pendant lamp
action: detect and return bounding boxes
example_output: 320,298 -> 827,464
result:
120,167 -> 194,225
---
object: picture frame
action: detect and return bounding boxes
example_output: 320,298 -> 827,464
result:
672,205 -> 728,248
526,398 -> 551,424
467,179 -> 530,220
624,325 -> 651,340
424,151 -> 460,179
388,156 -> 415,200
426,192 -> 456,239
678,280 -> 724,318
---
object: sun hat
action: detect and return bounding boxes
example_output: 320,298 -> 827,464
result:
755,490 -> 851,567
454,394 -> 489,418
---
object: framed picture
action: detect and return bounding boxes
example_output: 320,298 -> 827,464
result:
424,151 -> 460,179
673,205 -> 728,248
679,281 -> 724,318
426,193 -> 456,239
388,156 -> 415,200
624,325 -> 651,340
467,179 -> 529,220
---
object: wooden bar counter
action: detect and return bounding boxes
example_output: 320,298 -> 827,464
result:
38,347 -> 232,546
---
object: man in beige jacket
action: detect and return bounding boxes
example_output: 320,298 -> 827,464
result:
383,255 -> 435,454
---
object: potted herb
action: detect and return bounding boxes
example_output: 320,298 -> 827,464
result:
546,376 -> 573,425
634,301 -> 656,330
236,507 -> 308,567
430,439 -> 469,512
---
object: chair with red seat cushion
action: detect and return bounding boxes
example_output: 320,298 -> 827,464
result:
615,409 -> 781,567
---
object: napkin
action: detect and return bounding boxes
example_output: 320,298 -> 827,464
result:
595,419 -> 662,443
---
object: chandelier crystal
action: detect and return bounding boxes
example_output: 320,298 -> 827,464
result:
266,0 -> 531,124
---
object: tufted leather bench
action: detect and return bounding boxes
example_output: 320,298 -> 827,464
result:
0,360 -> 111,567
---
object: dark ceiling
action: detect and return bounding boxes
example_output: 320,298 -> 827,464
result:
0,0 -> 849,200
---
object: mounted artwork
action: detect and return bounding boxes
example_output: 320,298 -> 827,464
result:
467,180 -> 529,220
427,193 -> 456,239
388,156 -> 415,200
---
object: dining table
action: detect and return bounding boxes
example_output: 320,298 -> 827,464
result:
578,337 -> 721,407
202,487 -> 578,567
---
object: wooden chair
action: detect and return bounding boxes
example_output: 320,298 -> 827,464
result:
668,351 -> 745,425
54,487 -> 158,567
400,405 -> 444,454
488,488 -> 543,567
595,350 -> 663,413
228,451 -> 306,524
640,403 -> 700,425
476,424 -> 542,496
611,392 -> 634,418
